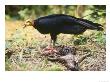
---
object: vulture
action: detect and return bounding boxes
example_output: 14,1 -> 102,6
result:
23,14 -> 103,49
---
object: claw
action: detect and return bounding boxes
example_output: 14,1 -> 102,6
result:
42,46 -> 58,55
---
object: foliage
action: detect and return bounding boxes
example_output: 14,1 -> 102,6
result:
73,31 -> 105,46
93,31 -> 106,45
74,35 -> 88,45
5,5 -> 106,23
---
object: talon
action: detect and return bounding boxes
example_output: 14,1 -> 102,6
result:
42,46 -> 58,55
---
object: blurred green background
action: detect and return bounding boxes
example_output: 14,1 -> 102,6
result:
5,5 -> 106,24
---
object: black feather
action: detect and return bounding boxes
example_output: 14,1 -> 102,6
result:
33,14 -> 103,45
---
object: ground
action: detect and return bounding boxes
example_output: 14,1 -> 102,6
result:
5,20 -> 106,71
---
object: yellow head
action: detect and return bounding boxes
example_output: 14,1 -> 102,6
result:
23,19 -> 34,28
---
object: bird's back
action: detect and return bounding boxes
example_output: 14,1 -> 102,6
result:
33,14 -> 103,34
37,14 -> 76,26
34,14 -> 77,33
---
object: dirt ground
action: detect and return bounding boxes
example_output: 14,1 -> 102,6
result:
5,20 -> 106,71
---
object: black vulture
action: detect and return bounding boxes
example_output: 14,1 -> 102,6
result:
23,14 -> 103,49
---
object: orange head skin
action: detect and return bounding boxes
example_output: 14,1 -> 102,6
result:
23,19 -> 34,28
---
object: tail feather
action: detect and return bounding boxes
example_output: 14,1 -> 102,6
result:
78,18 -> 102,27
71,16 -> 103,31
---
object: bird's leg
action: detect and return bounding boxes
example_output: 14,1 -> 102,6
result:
46,39 -> 53,50
53,38 -> 56,47
50,33 -> 57,48
43,34 -> 57,53
48,34 -> 57,48
49,37 -> 56,48
48,33 -> 58,52
46,34 -> 56,48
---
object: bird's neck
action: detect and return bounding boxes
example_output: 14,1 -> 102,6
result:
32,20 -> 36,27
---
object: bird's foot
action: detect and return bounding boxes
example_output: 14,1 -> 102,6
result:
42,46 -> 58,55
